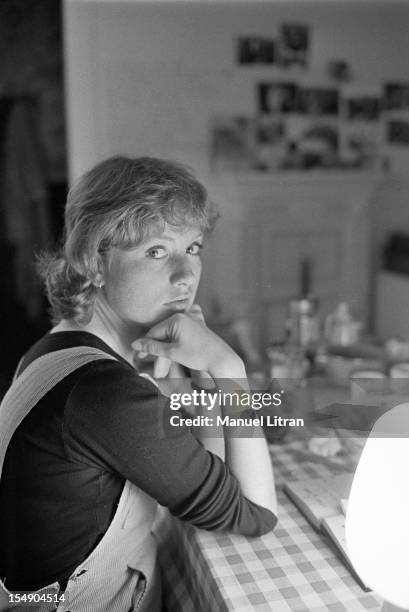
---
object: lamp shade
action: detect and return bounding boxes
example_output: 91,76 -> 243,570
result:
345,403 -> 409,610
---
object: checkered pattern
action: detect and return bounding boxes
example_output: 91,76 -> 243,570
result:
156,438 -> 383,611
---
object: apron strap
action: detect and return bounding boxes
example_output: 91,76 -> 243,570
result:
0,347 -> 116,481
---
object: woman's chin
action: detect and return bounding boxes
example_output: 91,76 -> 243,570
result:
127,305 -> 191,333
129,313 -> 172,332
159,303 -> 190,318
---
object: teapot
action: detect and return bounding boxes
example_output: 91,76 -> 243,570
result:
324,302 -> 362,346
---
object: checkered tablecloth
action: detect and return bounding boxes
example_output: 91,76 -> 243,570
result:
155,437 -> 383,612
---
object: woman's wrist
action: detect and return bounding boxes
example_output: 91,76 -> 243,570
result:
209,354 -> 247,382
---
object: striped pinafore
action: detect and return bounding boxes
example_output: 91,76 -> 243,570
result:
0,348 -> 162,612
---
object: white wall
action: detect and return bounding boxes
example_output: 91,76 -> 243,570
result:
63,0 -> 409,319
64,0 -> 409,177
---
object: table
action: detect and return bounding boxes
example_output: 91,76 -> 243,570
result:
155,434 -> 383,612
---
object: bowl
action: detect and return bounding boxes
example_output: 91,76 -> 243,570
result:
326,355 -> 385,387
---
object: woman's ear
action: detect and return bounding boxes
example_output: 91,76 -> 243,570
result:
94,275 -> 104,289
94,253 -> 106,288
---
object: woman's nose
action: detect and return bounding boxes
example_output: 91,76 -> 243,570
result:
170,258 -> 195,286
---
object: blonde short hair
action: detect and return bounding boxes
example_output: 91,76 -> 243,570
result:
39,156 -> 218,323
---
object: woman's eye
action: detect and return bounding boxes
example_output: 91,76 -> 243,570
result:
146,246 -> 167,259
186,242 -> 203,255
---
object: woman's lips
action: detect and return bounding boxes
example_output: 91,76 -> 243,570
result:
164,296 -> 191,309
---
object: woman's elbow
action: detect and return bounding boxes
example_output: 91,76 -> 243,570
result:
250,493 -> 278,520
240,509 -> 279,538
265,496 -> 278,518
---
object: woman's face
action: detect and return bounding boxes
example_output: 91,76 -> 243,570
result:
100,224 -> 203,329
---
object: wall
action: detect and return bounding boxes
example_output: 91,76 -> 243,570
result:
64,0 -> 409,321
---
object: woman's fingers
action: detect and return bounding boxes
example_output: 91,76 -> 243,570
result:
133,312 -> 240,374
153,356 -> 172,379
140,314 -> 180,342
132,338 -> 172,358
188,304 -> 206,324
137,309 -> 204,380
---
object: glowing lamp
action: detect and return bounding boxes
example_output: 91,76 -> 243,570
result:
345,403 -> 409,611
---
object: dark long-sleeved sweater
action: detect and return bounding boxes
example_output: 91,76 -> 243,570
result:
0,331 -> 277,591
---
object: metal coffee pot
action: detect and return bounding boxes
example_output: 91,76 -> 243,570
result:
286,295 -> 320,348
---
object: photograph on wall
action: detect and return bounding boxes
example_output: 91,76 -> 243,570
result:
252,117 -> 286,170
384,82 -> 409,111
341,122 -> 383,167
296,123 -> 339,168
278,23 -> 310,67
209,116 -> 254,170
258,82 -> 298,114
327,59 -> 352,82
237,36 -> 276,64
387,119 -> 409,145
297,87 -> 339,115
345,96 -> 381,121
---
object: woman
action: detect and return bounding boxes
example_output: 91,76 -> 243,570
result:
0,156 -> 277,611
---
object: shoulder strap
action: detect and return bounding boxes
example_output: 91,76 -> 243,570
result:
0,346 -> 116,481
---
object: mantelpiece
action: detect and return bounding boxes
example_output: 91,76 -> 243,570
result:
209,170 -> 384,345
214,170 -> 382,206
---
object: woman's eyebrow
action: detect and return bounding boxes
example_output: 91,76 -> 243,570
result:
187,232 -> 204,242
141,235 -> 175,245
148,232 -> 204,243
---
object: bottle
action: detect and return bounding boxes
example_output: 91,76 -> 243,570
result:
285,258 -> 320,350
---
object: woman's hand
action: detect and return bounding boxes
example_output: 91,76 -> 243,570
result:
132,311 -> 244,379
148,304 -> 208,379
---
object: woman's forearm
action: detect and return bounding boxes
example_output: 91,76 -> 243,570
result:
224,431 -> 278,515
209,364 -> 278,516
